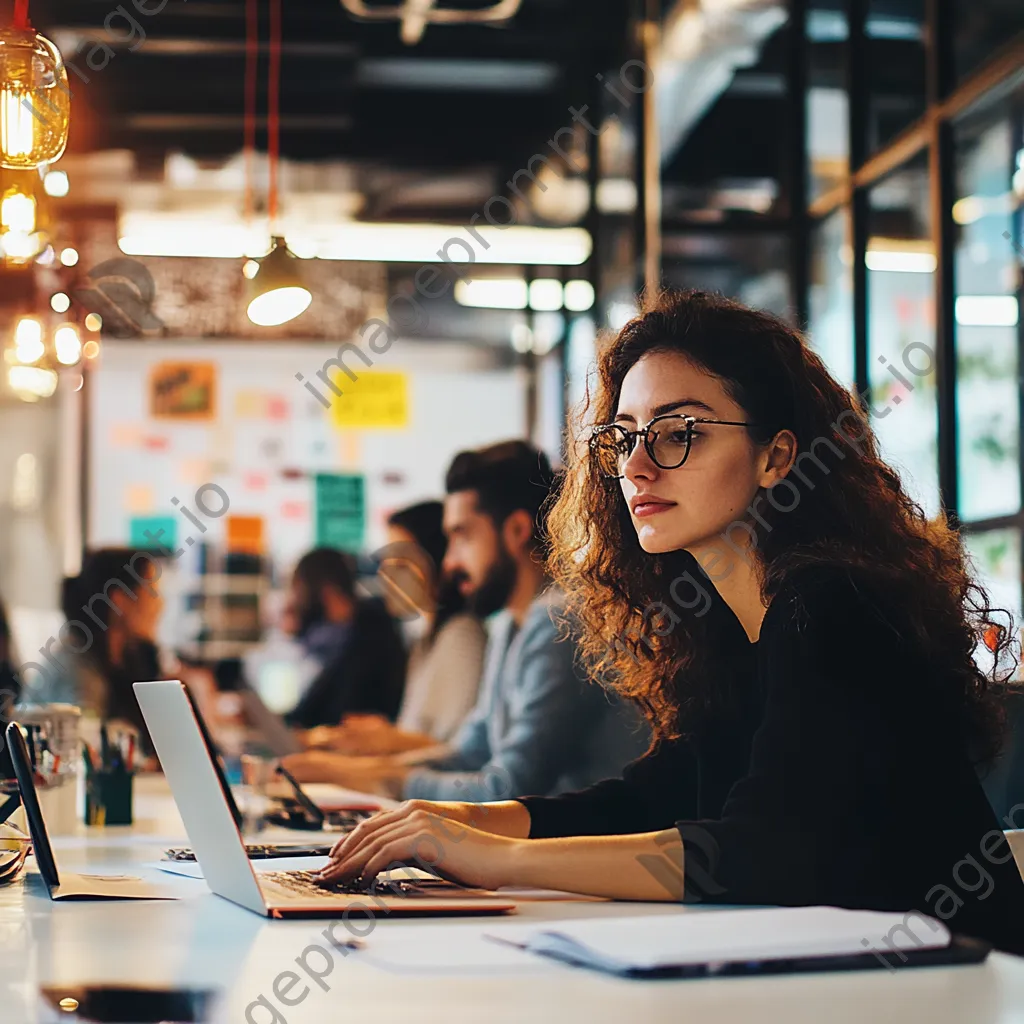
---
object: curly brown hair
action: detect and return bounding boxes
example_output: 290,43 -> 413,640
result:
547,290 -> 1015,762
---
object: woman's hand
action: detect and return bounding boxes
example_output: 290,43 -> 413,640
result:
318,801 -> 523,890
328,800 -> 486,858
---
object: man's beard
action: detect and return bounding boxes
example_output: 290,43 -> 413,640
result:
462,547 -> 518,619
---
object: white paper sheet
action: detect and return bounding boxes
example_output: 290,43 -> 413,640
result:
486,906 -> 951,970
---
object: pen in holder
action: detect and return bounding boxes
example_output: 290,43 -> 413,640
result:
82,725 -> 136,827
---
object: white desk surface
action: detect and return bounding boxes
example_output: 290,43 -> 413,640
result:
2,775 -> 1024,1023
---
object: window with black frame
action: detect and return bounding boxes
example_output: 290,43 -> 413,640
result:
954,93 -> 1024,626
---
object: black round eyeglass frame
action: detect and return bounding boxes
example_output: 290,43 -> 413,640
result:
589,413 -> 760,480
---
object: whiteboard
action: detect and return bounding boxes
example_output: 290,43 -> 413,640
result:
87,339 -> 527,575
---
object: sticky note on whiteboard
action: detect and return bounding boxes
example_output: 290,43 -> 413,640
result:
329,371 -> 409,430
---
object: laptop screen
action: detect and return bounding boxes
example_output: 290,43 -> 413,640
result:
177,687 -> 243,829
5,721 -> 60,888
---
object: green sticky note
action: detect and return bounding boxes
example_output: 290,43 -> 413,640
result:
315,474 -> 365,552
130,515 -> 178,552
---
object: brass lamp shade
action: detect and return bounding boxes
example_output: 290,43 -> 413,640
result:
245,235 -> 312,327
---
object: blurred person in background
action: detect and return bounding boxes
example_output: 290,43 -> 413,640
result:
283,547 -> 406,730
0,596 -> 20,709
24,548 -> 168,759
0,595 -> 21,779
283,440 -> 648,800
308,501 -> 486,756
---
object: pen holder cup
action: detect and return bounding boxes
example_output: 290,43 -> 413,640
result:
84,770 -> 134,827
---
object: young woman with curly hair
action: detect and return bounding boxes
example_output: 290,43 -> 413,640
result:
320,291 -> 1024,953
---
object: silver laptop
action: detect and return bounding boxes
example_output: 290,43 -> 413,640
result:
5,721 -> 176,901
238,685 -> 301,757
134,680 -> 516,919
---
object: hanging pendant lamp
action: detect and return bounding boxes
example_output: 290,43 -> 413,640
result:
0,0 -> 70,169
244,0 -> 310,327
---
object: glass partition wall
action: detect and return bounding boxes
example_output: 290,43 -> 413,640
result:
801,0 -> 1024,625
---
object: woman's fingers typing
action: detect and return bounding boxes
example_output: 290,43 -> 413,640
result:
327,805 -> 405,859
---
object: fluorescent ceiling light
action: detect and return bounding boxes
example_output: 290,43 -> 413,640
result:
564,280 -> 595,312
456,279 -> 527,310
955,295 -> 1019,328
865,250 -> 937,273
529,279 -> 563,312
118,214 -> 592,266
356,59 -> 558,92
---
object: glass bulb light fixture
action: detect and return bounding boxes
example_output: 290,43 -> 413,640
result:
0,179 -> 43,263
53,322 -> 80,364
0,21 -> 69,169
245,236 -> 312,327
13,315 -> 42,362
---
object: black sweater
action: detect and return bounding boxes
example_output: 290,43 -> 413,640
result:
285,600 -> 407,729
520,567 -> 1024,955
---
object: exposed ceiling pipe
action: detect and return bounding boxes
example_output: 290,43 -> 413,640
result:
339,0 -> 523,45
656,0 -> 787,165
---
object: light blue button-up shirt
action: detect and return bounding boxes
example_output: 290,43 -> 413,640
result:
403,588 -> 649,803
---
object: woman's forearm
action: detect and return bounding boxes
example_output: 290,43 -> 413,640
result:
498,828 -> 685,901
462,800 -> 532,838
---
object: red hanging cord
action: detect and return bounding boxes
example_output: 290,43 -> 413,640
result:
267,0 -> 282,229
13,0 -> 30,30
243,0 -> 258,222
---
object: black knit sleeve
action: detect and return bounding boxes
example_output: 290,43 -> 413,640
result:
519,738 -> 699,838
671,570 -> 1024,957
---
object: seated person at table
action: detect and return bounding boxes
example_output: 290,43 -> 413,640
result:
318,291 -> 1024,956
283,547 -> 406,730
283,440 -> 648,800
308,501 -> 486,756
21,548 -> 169,760
0,594 -> 20,706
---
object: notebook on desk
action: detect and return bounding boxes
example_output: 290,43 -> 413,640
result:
486,906 -> 990,979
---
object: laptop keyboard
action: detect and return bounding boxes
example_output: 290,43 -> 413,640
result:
263,870 -> 457,899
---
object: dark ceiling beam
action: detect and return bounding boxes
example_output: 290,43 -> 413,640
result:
121,114 -> 354,131
50,34 -> 358,57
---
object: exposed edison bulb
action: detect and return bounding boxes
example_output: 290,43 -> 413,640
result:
54,323 -> 81,365
59,246 -> 78,267
50,291 -> 70,313
14,316 -> 43,363
0,31 -> 70,168
1,188 -> 35,233
1,82 -> 34,159
84,313 -> 102,332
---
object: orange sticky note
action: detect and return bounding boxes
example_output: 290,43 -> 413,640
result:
226,515 -> 264,554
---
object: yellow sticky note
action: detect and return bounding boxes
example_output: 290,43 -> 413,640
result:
329,370 -> 409,430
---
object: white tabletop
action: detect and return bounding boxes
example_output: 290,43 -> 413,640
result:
2,776 -> 1024,1024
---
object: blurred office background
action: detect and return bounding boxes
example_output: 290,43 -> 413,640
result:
0,0 -> 1020,668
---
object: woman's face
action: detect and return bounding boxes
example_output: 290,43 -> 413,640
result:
614,350 -> 792,560
117,573 -> 164,641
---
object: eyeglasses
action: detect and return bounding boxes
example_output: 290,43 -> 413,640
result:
589,413 -> 759,480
